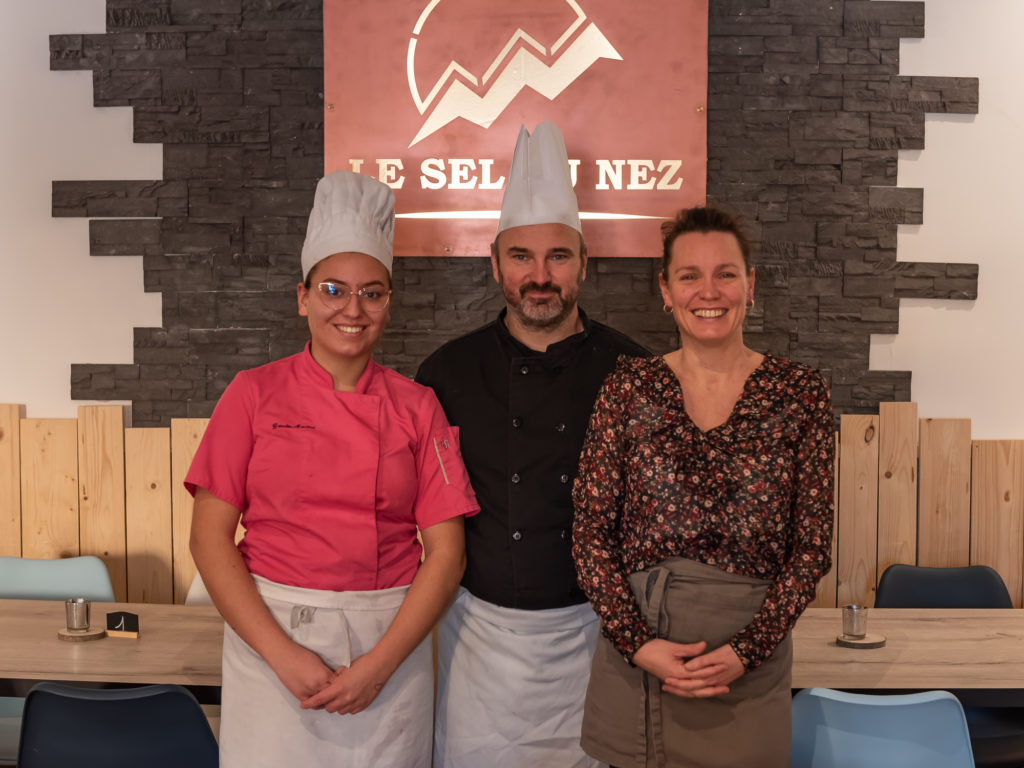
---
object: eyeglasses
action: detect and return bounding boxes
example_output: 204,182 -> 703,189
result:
315,281 -> 392,313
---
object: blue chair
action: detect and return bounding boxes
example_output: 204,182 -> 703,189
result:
791,687 -> 975,767
17,682 -> 218,768
0,556 -> 116,765
0,699 -> 22,768
0,556 -> 116,602
875,564 -> 1024,768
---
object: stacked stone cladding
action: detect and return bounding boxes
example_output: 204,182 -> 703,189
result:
50,0 -> 978,425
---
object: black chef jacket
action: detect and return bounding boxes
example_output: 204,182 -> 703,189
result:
416,308 -> 649,610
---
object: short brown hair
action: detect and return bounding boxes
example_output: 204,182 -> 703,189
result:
660,205 -> 752,279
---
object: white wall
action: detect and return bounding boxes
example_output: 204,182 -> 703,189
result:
870,0 -> 1024,438
1,1 -> 1019,436
0,0 -> 161,418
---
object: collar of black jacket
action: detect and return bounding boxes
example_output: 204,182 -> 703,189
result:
494,306 -> 594,361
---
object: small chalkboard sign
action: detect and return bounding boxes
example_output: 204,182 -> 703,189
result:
106,611 -> 140,639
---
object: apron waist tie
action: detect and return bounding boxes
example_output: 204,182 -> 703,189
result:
635,565 -> 673,768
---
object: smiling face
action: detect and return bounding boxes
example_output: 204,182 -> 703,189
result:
491,222 -> 587,331
297,251 -> 391,369
659,230 -> 754,348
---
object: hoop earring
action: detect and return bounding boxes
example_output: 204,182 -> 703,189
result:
662,304 -> 673,315
746,298 -> 755,311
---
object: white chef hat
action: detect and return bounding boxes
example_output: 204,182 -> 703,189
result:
300,170 -> 395,279
496,121 -> 582,237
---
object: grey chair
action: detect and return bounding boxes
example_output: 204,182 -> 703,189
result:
875,564 -> 1013,609
874,564 -> 1024,768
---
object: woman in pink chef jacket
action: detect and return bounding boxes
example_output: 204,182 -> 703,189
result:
185,171 -> 479,768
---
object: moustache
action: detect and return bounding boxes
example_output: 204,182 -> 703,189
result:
519,282 -> 561,298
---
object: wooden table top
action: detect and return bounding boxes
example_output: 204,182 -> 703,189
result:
0,599 -> 223,686
3,601 -> 1024,690
792,607 -> 1024,689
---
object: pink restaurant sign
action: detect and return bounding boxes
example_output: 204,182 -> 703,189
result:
324,0 -> 708,258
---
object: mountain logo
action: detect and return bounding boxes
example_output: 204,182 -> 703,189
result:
406,0 -> 621,146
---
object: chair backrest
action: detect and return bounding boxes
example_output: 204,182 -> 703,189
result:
874,564 -> 1012,609
17,682 -> 218,768
0,556 -> 115,602
791,687 -> 975,768
185,571 -> 213,606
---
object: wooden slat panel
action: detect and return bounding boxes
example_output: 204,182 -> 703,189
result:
837,415 -> 879,607
918,418 -> 972,567
78,406 -> 127,600
171,419 -> 208,604
810,432 -> 839,608
20,419 -> 79,558
0,405 -> 22,556
125,428 -> 173,604
877,402 -> 919,579
970,441 -> 1024,607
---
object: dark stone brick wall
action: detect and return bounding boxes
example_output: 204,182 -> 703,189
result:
52,0 -> 978,426
706,0 -> 978,410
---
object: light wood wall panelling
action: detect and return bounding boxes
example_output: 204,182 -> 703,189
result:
811,432 -> 840,608
171,419 -> 208,604
78,406 -> 127,600
918,418 -> 972,567
125,428 -> 173,604
877,402 -> 919,579
0,405 -> 22,556
838,415 -> 879,607
970,441 -> 1024,607
20,418 -> 79,558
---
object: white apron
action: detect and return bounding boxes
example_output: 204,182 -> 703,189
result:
220,576 -> 432,768
434,587 -> 606,768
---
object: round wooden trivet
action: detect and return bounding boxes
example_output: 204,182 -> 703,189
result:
836,633 -> 886,649
57,627 -> 106,642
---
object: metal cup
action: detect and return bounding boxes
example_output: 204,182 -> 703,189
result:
65,598 -> 91,632
842,604 -> 867,638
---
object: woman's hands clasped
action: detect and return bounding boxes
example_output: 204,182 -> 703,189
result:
300,652 -> 394,715
633,638 -> 746,698
268,642 -> 335,701
270,640 -> 394,716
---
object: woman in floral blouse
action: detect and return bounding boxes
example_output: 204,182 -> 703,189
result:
572,205 -> 834,768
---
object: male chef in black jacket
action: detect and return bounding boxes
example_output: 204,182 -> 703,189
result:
417,122 -> 648,768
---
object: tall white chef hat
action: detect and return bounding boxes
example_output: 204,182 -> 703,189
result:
496,121 -> 582,237
300,170 -> 395,279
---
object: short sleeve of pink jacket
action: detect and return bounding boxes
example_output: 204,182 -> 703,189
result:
184,347 -> 479,591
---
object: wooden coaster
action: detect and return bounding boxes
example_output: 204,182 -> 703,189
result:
57,627 -> 106,642
836,633 -> 886,649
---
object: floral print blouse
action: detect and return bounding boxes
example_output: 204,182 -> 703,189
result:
572,353 -> 835,669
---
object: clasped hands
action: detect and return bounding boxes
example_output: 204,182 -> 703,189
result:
271,643 -> 391,715
632,638 -> 745,698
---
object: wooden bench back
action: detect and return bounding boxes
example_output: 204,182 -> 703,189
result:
2,402 -> 1022,607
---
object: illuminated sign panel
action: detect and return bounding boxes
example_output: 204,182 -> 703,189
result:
325,0 -> 708,257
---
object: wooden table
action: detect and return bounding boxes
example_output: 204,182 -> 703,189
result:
792,607 -> 1024,689
4,602 -> 1024,691
0,599 -> 223,686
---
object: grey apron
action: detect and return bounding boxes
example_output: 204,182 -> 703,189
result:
581,557 -> 792,768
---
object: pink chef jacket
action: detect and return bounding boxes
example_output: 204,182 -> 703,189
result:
185,344 -> 479,592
